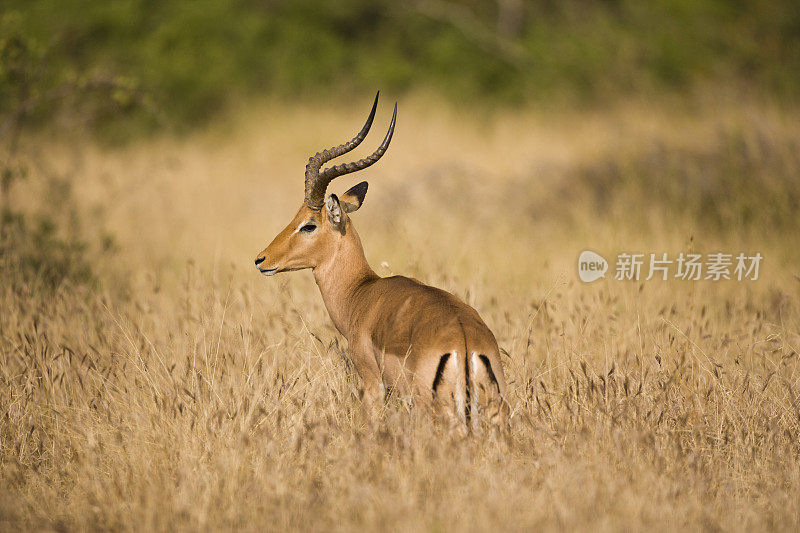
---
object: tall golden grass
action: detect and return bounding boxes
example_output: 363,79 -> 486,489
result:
2,96 -> 800,530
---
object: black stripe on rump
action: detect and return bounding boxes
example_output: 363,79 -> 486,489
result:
432,353 -> 451,394
478,354 -> 500,392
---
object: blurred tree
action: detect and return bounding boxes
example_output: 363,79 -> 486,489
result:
1,0 -> 799,131
0,12 -> 141,287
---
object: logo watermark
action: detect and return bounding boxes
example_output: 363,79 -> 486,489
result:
578,250 -> 609,282
578,251 -> 762,282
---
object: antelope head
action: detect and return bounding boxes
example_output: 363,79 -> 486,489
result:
254,93 -> 396,275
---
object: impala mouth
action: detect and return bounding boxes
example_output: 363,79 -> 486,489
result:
258,267 -> 278,276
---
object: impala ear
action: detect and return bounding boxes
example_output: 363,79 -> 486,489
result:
325,194 -> 345,234
340,181 -> 368,213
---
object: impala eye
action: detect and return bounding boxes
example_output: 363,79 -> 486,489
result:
300,223 -> 317,233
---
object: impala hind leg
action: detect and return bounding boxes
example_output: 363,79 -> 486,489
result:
423,351 -> 469,428
470,352 -> 510,427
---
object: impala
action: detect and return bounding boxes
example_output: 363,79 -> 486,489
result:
255,93 -> 508,426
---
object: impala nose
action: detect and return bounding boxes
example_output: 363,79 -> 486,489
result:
254,256 -> 266,266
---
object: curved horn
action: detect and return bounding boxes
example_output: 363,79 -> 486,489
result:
319,103 -> 396,182
305,92 -> 379,209
304,96 -> 397,210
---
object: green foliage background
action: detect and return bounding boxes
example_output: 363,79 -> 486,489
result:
3,0 -> 799,130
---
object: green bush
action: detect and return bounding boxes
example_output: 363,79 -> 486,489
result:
0,12 -> 130,290
2,0 -> 798,132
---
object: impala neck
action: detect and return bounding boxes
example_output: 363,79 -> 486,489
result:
312,221 -> 378,338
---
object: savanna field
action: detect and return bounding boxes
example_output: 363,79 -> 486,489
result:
2,95 -> 800,531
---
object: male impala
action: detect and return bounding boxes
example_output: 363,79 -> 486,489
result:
255,93 -> 508,426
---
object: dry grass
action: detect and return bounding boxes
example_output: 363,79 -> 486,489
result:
2,96 -> 800,531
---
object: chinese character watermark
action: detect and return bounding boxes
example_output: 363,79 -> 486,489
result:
578,251 -> 762,283
615,253 -> 644,281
